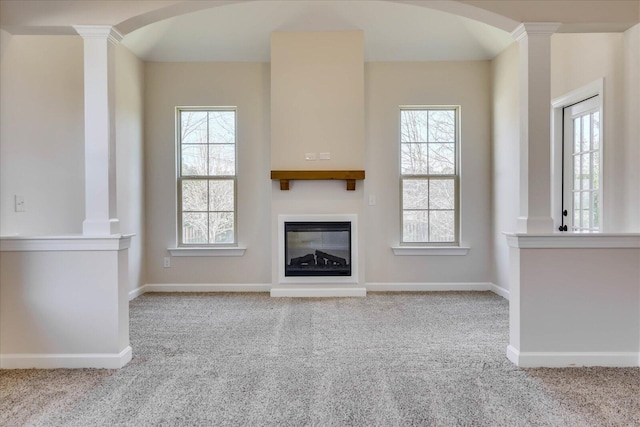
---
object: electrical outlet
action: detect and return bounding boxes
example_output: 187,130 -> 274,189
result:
305,152 -> 317,161
319,152 -> 331,160
368,195 -> 376,206
163,257 -> 171,268
15,195 -> 25,212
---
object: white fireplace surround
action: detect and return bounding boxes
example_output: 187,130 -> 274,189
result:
278,214 -> 358,284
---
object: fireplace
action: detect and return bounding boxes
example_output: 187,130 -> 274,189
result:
278,214 -> 358,284
285,221 -> 351,277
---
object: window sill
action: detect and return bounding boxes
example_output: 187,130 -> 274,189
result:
168,247 -> 246,257
391,246 -> 470,256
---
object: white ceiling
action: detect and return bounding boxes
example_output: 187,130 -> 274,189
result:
121,0 -> 514,62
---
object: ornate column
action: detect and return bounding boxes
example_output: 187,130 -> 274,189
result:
512,23 -> 561,233
73,25 -> 121,236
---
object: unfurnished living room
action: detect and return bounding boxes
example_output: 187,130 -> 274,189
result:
0,0 -> 639,425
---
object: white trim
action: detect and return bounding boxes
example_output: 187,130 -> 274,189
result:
0,234 -> 134,251
511,22 -> 561,41
391,246 -> 470,256
168,247 -> 246,257
551,79 -> 604,110
129,284 -> 148,300
504,232 -> 640,249
145,283 -> 271,293
366,282 -> 494,292
490,284 -> 510,300
73,25 -> 123,43
270,287 -> 366,298
134,283 -> 509,298
1,346 -> 132,369
506,346 -> 639,367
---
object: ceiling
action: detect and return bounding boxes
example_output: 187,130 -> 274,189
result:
121,0 -> 514,62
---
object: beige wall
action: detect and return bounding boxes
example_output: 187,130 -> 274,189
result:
0,35 -> 85,236
364,61 -> 493,283
116,44 -> 146,292
551,33 -> 635,232
270,31 -> 364,170
144,62 -> 272,284
491,42 -> 520,292
624,24 -> 640,231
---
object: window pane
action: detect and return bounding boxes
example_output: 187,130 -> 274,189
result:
401,110 -> 429,142
182,145 -> 208,176
429,179 -> 455,209
582,191 -> 590,213
581,153 -> 591,190
403,179 -> 429,210
428,143 -> 455,175
582,114 -> 590,152
401,143 -> 428,174
403,211 -> 429,242
209,180 -> 234,212
210,212 -> 234,243
573,117 -> 581,153
181,111 -> 208,144
209,144 -> 235,175
183,213 -> 208,244
573,192 -> 580,227
593,192 -> 600,228
428,110 -> 455,142
592,112 -> 600,150
592,151 -> 600,189
429,210 -> 455,242
182,180 -> 208,212
209,111 -> 235,144
582,209 -> 591,230
573,155 -> 581,190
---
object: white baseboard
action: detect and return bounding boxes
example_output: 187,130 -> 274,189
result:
507,345 -> 639,367
366,282 -> 495,292
130,282 -> 508,299
129,284 -> 148,300
490,284 -> 510,300
144,283 -> 271,293
0,346 -> 132,369
270,287 -> 367,297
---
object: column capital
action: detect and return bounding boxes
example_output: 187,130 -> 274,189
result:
511,22 -> 561,41
73,25 -> 123,44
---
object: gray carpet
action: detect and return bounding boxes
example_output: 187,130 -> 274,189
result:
1,292 -> 638,426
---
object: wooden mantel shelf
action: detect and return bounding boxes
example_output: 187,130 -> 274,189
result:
271,170 -> 365,191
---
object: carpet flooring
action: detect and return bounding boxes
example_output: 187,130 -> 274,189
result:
1,292 -> 638,426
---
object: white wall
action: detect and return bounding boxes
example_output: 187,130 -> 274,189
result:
491,42 -> 520,292
116,44 -> 146,292
144,62 -> 272,285
0,36 -> 85,236
364,61 -> 493,283
551,33 -> 629,232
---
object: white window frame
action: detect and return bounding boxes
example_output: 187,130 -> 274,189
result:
551,79 -> 604,233
399,106 -> 461,246
176,107 -> 238,247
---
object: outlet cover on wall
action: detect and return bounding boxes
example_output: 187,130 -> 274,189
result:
163,257 -> 171,268
319,152 -> 331,160
15,195 -> 25,212
305,152 -> 317,161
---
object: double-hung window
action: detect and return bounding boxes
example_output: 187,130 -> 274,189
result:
400,107 -> 459,244
177,108 -> 236,245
